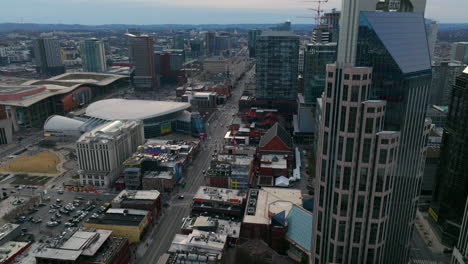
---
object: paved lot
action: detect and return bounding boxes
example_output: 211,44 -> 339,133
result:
13,190 -> 117,244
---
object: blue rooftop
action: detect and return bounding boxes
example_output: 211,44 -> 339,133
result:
360,11 -> 431,74
286,205 -> 313,252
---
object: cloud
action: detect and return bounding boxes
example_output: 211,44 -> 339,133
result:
0,0 -> 467,24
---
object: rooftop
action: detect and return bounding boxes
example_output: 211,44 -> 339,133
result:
85,99 -> 190,121
0,72 -> 126,107
60,230 -> 112,256
113,190 -> 161,205
143,171 -> 173,180
169,230 -> 227,255
77,120 -> 141,144
36,248 -> 82,261
34,229 -> 125,263
260,154 -> 288,170
0,224 -> 19,242
243,188 -> 302,225
182,216 -> 241,239
260,31 -> 298,37
285,205 -> 313,253
44,115 -> 86,132
124,140 -> 198,167
86,208 -> 148,226
259,123 -> 293,150
193,186 -> 244,204
0,241 -> 30,263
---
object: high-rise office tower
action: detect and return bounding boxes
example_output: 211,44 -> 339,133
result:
205,31 -> 216,56
425,19 -> 438,59
452,197 -> 468,264
215,35 -> 230,54
255,31 -> 299,101
128,34 -> 157,91
275,20 -> 291,31
313,63 -> 400,264
33,37 -> 65,76
355,7 -> 432,264
173,33 -> 185,50
430,60 -> 466,106
248,29 -> 262,58
80,39 -> 107,72
313,1 -> 400,263
451,42 -> 468,64
432,67 -> 468,246
312,0 -> 431,263
302,43 -> 337,104
312,9 -> 341,44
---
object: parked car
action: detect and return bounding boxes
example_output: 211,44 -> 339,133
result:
32,218 -> 42,224
46,221 -> 59,227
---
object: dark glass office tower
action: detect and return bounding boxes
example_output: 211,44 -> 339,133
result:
302,43 -> 337,104
256,31 -> 299,101
432,67 -> 468,246
356,11 -> 432,263
248,29 -> 262,58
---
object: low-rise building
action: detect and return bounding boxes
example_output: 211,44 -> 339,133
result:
168,230 -> 227,263
0,223 -> 21,244
181,216 -> 241,245
206,155 -> 254,190
258,123 -> 293,155
207,83 -> 231,98
35,229 -> 129,264
0,241 -> 31,264
242,188 -> 302,243
0,224 -> 30,264
182,91 -> 218,110
122,139 -> 199,189
142,171 -> 176,192
83,208 -> 151,243
203,57 -> 227,74
111,190 -> 161,221
192,186 -> 246,219
258,154 -> 289,186
0,105 -> 14,145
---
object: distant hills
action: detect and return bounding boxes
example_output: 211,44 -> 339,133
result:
0,23 -> 315,33
0,22 -> 467,33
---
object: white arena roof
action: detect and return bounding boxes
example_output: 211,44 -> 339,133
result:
85,99 -> 191,121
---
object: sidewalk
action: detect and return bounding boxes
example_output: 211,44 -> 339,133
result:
415,209 -> 447,254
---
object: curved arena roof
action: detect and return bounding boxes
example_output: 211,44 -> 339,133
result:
1,72 -> 127,107
44,115 -> 85,131
85,99 -> 191,121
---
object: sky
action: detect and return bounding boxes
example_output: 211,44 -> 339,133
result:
1,0 -> 467,25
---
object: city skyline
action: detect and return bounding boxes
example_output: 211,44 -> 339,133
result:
1,0 -> 467,25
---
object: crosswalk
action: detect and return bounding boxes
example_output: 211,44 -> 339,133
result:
410,259 -> 441,264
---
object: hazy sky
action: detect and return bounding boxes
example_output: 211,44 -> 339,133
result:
2,0 -> 467,24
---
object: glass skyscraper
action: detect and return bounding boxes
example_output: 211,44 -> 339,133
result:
432,67 -> 468,246
356,11 -> 433,263
81,39 -> 107,73
303,43 -> 337,104
255,31 -> 299,101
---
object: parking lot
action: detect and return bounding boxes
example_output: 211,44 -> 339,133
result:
14,190 -> 117,245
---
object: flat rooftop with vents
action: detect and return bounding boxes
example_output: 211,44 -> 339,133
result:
243,187 -> 302,225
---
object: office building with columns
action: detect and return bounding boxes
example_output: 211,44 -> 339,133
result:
77,120 -> 145,188
313,63 -> 400,264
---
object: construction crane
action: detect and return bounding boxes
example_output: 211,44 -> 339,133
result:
301,0 -> 329,25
